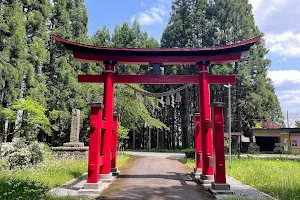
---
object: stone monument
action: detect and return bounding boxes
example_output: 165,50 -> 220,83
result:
63,109 -> 84,147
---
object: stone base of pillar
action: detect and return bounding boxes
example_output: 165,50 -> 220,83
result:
193,168 -> 202,176
82,182 -> 102,190
199,174 -> 214,184
111,168 -> 120,176
207,183 -> 233,195
78,181 -> 110,195
63,142 -> 84,147
99,173 -> 115,183
211,182 -> 230,190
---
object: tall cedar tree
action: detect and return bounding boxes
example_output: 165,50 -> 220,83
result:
0,0 -> 27,140
161,0 -> 283,147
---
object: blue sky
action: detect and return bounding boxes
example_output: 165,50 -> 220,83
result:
85,0 -> 300,126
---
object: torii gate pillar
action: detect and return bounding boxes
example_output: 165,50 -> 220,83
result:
198,61 -> 214,183
99,60 -> 116,181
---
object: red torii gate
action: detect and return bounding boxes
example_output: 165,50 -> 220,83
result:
54,35 -> 260,191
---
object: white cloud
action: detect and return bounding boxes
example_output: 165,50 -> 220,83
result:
248,0 -> 263,11
266,31 -> 300,57
268,70 -> 300,119
278,90 -> 300,104
132,7 -> 166,25
249,1 -> 300,58
268,70 -> 300,86
132,0 -> 169,26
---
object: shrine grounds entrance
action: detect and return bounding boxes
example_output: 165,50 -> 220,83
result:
54,35 -> 260,193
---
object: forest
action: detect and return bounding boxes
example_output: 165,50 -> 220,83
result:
0,0 -> 283,151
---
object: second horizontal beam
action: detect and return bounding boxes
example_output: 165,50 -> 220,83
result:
78,75 -> 236,85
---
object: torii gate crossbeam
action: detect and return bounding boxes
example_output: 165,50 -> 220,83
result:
78,74 -> 236,84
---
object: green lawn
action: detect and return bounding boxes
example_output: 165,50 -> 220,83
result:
179,157 -> 194,169
0,154 -> 130,200
180,157 -> 300,200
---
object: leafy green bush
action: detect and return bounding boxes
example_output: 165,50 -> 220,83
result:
2,138 -> 45,169
184,148 -> 195,159
0,179 -> 48,200
273,143 -> 292,154
30,141 -> 44,165
7,149 -> 31,169
0,160 -> 7,170
2,137 -> 27,157
247,143 -> 260,154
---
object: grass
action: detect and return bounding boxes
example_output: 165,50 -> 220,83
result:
116,153 -> 131,167
179,157 -> 194,169
180,157 -> 300,200
227,158 -> 300,200
0,154 -> 130,200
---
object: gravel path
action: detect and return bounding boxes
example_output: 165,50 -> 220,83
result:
125,151 -> 185,160
98,156 -> 214,200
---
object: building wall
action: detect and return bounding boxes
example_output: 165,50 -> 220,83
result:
251,129 -> 300,154
252,129 -> 281,137
290,134 -> 300,153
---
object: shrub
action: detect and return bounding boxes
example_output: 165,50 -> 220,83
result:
2,138 -> 45,169
247,143 -> 260,154
29,141 -> 44,165
2,137 -> 27,157
0,160 -> 6,170
231,148 -> 241,155
7,150 -> 31,169
184,148 -> 195,159
273,143 -> 292,154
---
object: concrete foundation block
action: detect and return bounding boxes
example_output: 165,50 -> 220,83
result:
199,174 -> 214,184
78,181 -> 110,195
99,173 -> 115,183
211,182 -> 230,190
111,168 -> 120,176
207,183 -> 234,195
83,182 -> 102,190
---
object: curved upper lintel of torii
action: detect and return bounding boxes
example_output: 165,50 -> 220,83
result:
53,35 -> 261,65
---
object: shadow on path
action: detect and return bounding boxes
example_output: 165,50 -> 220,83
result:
97,156 -> 214,200
97,184 -> 212,200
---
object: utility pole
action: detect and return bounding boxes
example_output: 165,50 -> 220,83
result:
224,84 -> 232,169
287,110 -> 289,128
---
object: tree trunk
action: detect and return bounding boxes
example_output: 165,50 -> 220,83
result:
162,130 -> 165,148
142,127 -> 145,149
234,62 -> 242,132
138,129 -> 142,149
180,87 -> 191,148
133,129 -> 136,150
171,108 -> 175,149
148,128 -> 151,150
0,135 -> 3,160
156,128 -> 159,149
